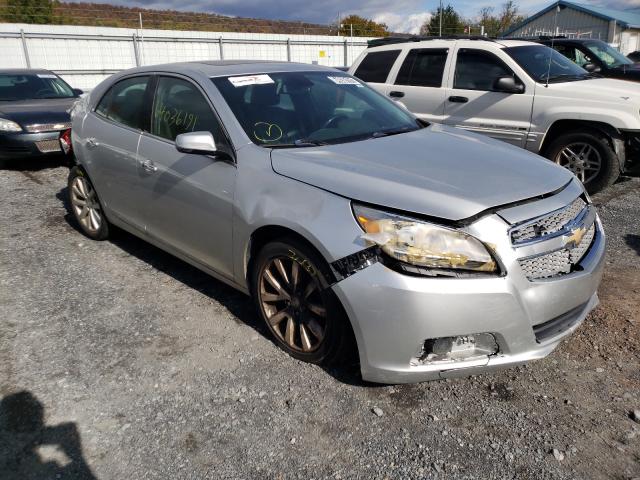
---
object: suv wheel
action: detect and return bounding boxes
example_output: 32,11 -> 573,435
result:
67,166 -> 109,240
251,238 -> 355,365
544,131 -> 620,194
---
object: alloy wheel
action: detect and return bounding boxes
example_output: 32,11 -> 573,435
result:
554,142 -> 602,184
258,257 -> 327,352
70,176 -> 102,233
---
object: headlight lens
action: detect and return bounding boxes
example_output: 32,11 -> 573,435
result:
0,118 -> 22,132
353,204 -> 497,273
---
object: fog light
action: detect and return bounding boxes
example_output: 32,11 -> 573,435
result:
413,333 -> 498,365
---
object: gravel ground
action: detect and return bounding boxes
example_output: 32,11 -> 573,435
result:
0,159 -> 639,480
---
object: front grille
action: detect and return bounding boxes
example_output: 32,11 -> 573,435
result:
24,122 -> 71,133
519,224 -> 595,280
35,139 -> 61,153
510,197 -> 586,244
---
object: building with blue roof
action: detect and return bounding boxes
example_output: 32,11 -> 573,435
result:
504,1 -> 640,54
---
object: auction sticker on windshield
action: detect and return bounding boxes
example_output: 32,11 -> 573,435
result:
228,74 -> 274,87
327,76 -> 363,86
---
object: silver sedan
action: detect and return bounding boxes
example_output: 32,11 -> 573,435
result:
68,61 -> 605,383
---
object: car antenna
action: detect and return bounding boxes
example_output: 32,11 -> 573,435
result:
545,3 -> 563,88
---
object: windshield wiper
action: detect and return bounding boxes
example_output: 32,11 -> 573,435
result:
267,139 -> 329,149
541,73 -> 589,83
370,126 -> 418,138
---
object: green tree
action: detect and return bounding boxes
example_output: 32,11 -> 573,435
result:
479,1 -> 526,37
2,0 -> 52,24
421,4 -> 465,36
339,14 -> 389,37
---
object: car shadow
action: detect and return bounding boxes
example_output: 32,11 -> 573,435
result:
0,156 -> 70,172
56,186 -> 368,387
0,390 -> 97,480
625,234 -> 640,256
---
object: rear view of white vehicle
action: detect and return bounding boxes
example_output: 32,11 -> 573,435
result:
350,37 -> 640,194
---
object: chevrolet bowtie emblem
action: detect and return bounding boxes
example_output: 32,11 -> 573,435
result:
565,225 -> 586,248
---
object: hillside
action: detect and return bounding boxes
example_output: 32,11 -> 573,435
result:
0,1 -> 340,35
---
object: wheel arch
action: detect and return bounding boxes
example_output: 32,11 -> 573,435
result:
540,119 -> 624,171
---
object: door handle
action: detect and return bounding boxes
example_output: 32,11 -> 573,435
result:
141,159 -> 157,173
86,137 -> 99,148
448,96 -> 469,103
389,91 -> 405,98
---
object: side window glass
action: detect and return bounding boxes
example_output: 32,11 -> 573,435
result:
354,50 -> 401,83
95,76 -> 149,129
151,77 -> 229,151
396,48 -> 448,87
454,49 -> 514,91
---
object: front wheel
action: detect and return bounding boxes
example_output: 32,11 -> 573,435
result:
544,131 -> 620,194
67,166 -> 110,240
251,239 -> 354,365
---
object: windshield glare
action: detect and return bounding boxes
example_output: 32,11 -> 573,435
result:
0,73 -> 75,101
504,45 -> 589,82
212,72 -> 420,147
584,41 -> 632,67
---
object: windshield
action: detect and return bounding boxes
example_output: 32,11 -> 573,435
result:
0,73 -> 75,101
212,71 -> 420,147
504,45 -> 590,83
584,41 -> 632,68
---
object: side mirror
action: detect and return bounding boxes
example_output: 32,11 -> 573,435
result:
175,131 -> 217,155
493,76 -> 525,94
72,88 -> 84,96
583,63 -> 601,73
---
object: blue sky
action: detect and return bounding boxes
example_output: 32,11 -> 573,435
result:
97,0 -> 640,33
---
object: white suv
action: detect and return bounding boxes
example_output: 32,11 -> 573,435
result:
350,37 -> 640,193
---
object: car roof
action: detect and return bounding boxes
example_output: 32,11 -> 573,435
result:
125,60 -> 336,78
0,68 -> 56,75
536,38 -> 602,45
365,37 -> 539,51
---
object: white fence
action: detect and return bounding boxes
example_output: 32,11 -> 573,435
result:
0,23 -> 373,89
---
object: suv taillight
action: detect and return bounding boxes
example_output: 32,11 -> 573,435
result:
59,128 -> 72,155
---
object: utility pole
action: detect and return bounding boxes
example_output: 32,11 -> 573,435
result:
439,0 -> 443,37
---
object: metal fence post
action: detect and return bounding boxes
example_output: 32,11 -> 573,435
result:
132,33 -> 140,66
20,29 -> 31,68
343,39 -> 348,67
218,36 -> 224,60
286,38 -> 291,61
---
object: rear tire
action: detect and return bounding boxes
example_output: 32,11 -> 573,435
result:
544,130 -> 620,194
250,238 -> 355,366
67,166 -> 110,240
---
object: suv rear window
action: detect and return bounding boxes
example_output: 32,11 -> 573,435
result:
395,48 -> 448,87
354,50 -> 401,83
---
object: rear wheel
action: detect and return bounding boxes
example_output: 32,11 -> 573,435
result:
544,131 -> 620,194
67,166 -> 109,240
251,238 -> 354,365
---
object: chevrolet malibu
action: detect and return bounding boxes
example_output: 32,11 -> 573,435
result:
68,61 -> 605,383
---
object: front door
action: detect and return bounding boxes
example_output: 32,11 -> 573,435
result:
443,48 -> 534,148
136,75 -> 237,279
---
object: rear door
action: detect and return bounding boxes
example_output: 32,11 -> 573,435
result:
136,75 -> 237,278
352,49 -> 402,97
80,75 -> 151,228
443,47 -> 534,148
386,47 -> 450,123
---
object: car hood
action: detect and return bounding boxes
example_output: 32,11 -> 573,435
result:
0,97 -> 76,127
547,77 -> 640,103
271,124 -> 573,222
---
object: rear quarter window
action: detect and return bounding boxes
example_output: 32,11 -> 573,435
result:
354,50 -> 401,83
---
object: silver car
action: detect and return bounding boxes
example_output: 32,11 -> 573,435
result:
68,61 -> 605,384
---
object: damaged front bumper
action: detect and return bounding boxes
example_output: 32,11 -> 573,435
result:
330,191 -> 605,384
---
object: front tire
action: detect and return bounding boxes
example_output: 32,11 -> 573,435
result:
251,238 -> 354,365
544,130 -> 620,194
67,166 -> 109,240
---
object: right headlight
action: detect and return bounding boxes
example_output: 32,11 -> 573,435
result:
353,204 -> 497,273
0,118 -> 22,132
